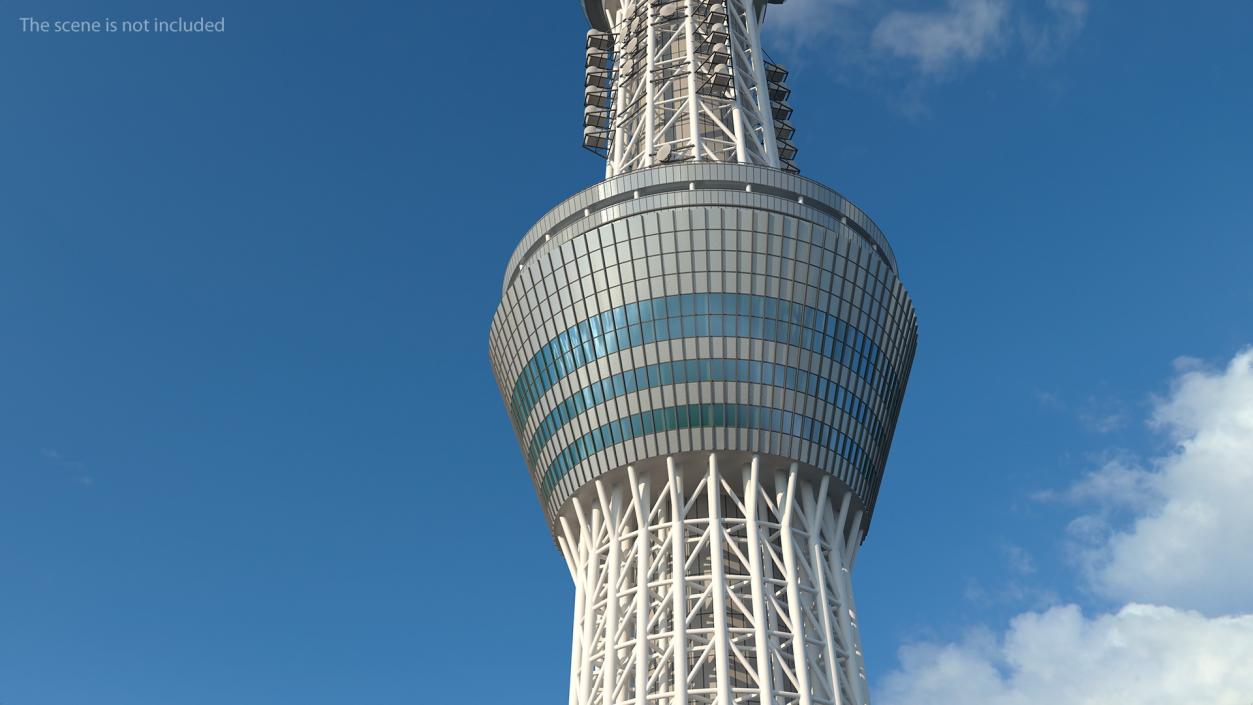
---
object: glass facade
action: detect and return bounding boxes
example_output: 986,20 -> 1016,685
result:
526,357 -> 883,468
508,292 -> 899,430
540,402 -> 870,495
489,164 -> 918,531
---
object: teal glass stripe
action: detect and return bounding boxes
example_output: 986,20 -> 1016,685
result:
507,293 -> 897,433
538,402 -> 871,497
525,358 -> 885,467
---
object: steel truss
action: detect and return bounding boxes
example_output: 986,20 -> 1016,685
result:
558,454 -> 871,705
584,0 -> 798,177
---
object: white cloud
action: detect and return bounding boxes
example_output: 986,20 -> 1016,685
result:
38,446 -> 94,486
766,0 -> 873,64
964,545 -> 1058,611
1031,386 -> 1130,434
768,0 -> 859,42
880,604 -> 1253,705
1033,389 -> 1064,410
1005,544 -> 1036,576
871,0 -> 1011,74
767,0 -> 1088,81
878,348 -> 1253,702
1021,0 -> 1089,63
1035,456 -> 1156,510
1076,394 -> 1129,434
1081,349 -> 1253,615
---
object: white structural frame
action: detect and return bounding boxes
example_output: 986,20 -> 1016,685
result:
558,454 -> 872,705
590,0 -> 783,177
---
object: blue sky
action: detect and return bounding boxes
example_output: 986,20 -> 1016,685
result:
2,1 -> 1251,703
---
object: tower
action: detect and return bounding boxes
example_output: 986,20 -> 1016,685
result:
488,2 -> 918,704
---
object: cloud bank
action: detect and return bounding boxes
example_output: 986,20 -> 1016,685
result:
871,0 -> 1011,75
768,0 -> 1089,76
1080,349 -> 1253,615
881,604 -> 1253,704
878,348 -> 1253,704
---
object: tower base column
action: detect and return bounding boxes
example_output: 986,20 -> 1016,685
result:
557,454 -> 872,705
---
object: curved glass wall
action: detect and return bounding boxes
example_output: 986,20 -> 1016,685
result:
489,167 -> 918,531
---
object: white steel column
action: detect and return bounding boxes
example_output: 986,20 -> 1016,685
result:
778,464 -> 814,705
628,466 -> 650,705
644,1 -> 657,167
843,513 -> 870,705
562,516 -> 585,705
583,501 -> 602,705
742,0 -> 780,166
725,0 -> 751,164
608,5 -> 629,177
743,457 -> 775,705
668,457 -> 688,705
599,481 -> 622,705
683,0 -> 702,162
596,0 -> 786,173
825,499 -> 865,705
559,454 -> 873,705
804,475 -> 842,705
706,455 -> 733,705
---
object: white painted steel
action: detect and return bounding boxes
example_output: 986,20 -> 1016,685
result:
596,0 -> 781,176
560,454 -> 872,705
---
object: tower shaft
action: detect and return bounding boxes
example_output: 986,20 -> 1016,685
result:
562,455 -> 870,705
490,4 -> 918,704
584,0 -> 798,176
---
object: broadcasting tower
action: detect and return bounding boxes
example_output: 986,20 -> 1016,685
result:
489,2 -> 918,704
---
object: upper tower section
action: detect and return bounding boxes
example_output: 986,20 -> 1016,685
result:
581,0 -> 798,177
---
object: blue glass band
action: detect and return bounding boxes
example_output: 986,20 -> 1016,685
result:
508,292 -> 898,433
526,357 -> 885,467
540,402 -> 871,497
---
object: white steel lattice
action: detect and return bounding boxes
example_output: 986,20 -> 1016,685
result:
584,0 -> 798,177
557,455 -> 872,705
